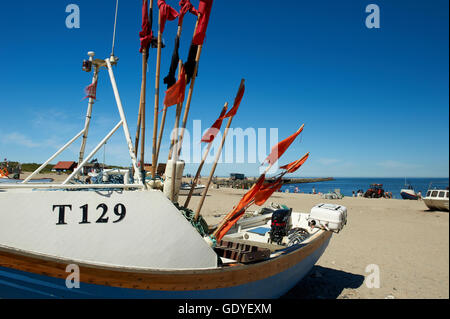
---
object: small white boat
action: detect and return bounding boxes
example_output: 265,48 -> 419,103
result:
423,187 -> 449,211
400,184 -> 418,200
179,183 -> 206,196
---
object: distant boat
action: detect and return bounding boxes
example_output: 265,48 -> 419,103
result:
179,183 -> 206,196
400,184 -> 418,200
423,185 -> 449,211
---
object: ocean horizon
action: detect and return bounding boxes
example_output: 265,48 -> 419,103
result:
277,177 -> 449,199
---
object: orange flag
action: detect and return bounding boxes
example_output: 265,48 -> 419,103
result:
215,174 -> 265,241
280,152 -> 309,174
254,153 -> 309,206
220,80 -> 245,119
163,65 -> 186,108
254,179 -> 283,206
264,124 -> 304,166
201,104 -> 228,143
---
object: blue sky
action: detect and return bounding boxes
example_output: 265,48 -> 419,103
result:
0,0 -> 448,178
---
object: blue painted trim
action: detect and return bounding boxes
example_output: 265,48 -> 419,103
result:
401,192 -> 418,200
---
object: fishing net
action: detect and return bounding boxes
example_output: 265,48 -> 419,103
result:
174,202 -> 210,237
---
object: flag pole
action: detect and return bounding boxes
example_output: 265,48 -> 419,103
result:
176,44 -> 202,158
184,102 -> 228,208
134,0 -> 153,179
151,8 -> 162,179
193,111 -> 233,222
194,77 -> 246,220
168,16 -> 201,159
155,20 -> 184,167
138,45 -> 148,180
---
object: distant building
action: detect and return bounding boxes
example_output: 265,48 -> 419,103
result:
80,162 -> 110,175
52,161 -> 78,174
230,173 -> 245,180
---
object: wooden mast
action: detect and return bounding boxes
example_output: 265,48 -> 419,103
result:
135,0 -> 153,181
151,5 -> 162,179
175,44 -> 202,158
167,19 -> 200,160
155,18 -> 184,168
138,48 -> 148,179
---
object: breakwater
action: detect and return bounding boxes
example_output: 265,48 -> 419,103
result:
213,177 -> 334,190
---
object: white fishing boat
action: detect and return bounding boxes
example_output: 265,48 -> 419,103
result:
400,178 -> 418,200
0,0 -> 346,299
423,185 -> 449,211
179,183 -> 206,195
400,185 -> 419,200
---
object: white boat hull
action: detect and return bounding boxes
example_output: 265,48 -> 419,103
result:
423,198 -> 449,211
0,189 -> 218,270
179,185 -> 206,196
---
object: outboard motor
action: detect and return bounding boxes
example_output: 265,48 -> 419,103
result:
269,208 -> 292,245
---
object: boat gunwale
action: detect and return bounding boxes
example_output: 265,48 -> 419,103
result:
0,230 -> 332,291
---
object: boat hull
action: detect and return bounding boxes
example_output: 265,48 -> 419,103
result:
179,186 -> 206,196
0,231 -> 332,299
400,189 -> 418,200
423,198 -> 449,211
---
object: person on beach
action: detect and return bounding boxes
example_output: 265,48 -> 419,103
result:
312,187 -> 316,194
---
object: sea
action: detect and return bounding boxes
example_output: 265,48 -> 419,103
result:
280,177 -> 449,199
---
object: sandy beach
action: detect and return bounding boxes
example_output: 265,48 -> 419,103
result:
13,172 -> 450,299
186,186 -> 449,299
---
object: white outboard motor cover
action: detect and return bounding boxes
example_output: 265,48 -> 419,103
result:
308,203 -> 347,233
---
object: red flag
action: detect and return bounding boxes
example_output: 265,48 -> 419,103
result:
254,179 -> 284,206
178,0 -> 198,26
83,80 -> 98,100
215,174 -> 265,241
264,125 -> 304,166
163,65 -> 186,108
280,152 -> 309,174
192,0 -> 213,45
220,80 -> 245,119
139,0 -> 153,53
201,105 -> 228,143
158,0 -> 179,34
